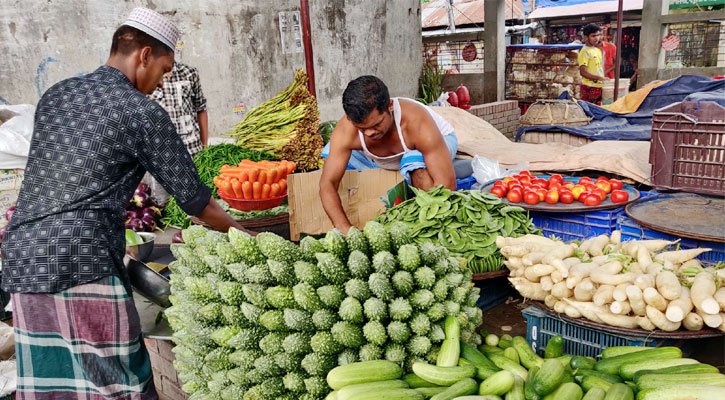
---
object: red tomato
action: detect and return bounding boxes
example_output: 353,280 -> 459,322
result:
549,174 -> 564,184
533,178 -> 548,187
503,176 -> 514,184
596,176 -> 609,182
595,180 -> 612,194
563,182 -> 575,190
560,191 -> 574,204
544,190 -> 559,204
493,180 -> 506,188
584,195 -> 602,206
513,174 -> 524,181
579,191 -> 591,203
548,181 -> 562,191
535,188 -> 547,201
584,183 -> 597,192
592,187 -> 607,201
578,176 -> 592,185
491,186 -> 506,198
519,176 -> 532,186
610,179 -> 623,191
507,180 -> 521,190
523,191 -> 539,205
506,190 -> 522,203
571,185 -> 586,200
520,170 -> 532,176
610,189 -> 629,203
510,183 -> 524,193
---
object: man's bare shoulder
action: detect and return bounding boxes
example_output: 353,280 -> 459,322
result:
331,116 -> 362,150
398,99 -> 437,142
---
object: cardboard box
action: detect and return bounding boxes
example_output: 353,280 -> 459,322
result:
288,169 -> 403,241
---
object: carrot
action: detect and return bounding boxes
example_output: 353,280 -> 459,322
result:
270,183 -> 281,197
248,168 -> 259,183
252,181 -> 262,199
239,160 -> 258,167
257,161 -> 278,168
242,181 -> 252,199
239,160 -> 270,170
267,168 -> 277,185
219,180 -> 233,197
278,178 -> 287,192
286,161 -> 296,174
261,184 -> 271,199
239,170 -> 249,183
231,179 -> 243,199
258,170 -> 267,184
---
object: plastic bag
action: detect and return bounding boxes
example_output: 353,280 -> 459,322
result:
428,92 -> 451,107
471,155 -> 530,190
0,104 -> 35,169
0,360 -> 16,396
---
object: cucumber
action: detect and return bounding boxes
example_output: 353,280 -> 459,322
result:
459,358 -> 499,380
532,358 -> 566,396
571,356 -> 597,371
347,389 -> 423,400
415,387 -> 448,398
503,347 -> 520,364
337,380 -> 410,400
505,375 -> 525,400
636,373 -> 725,390
405,373 -> 441,388
498,339 -> 513,349
438,338 -> 461,367
479,370 -> 515,396
512,336 -> 544,370
488,353 -> 528,380
581,376 -> 613,393
600,346 -> 649,359
326,391 -> 338,400
603,383 -> 633,400
544,336 -> 564,359
575,369 -> 623,384
430,377 -> 478,400
461,342 -> 498,370
634,384 -> 725,400
412,362 -> 476,386
624,381 -> 637,393
541,382 -> 583,400
556,355 -> 573,370
633,363 -> 720,383
450,396 -> 503,400
486,334 -> 500,347
480,345 -> 504,355
582,388 -> 606,400
524,366 -> 540,400
444,316 -> 461,340
594,347 -> 682,375
618,358 -> 698,380
328,360 -> 404,389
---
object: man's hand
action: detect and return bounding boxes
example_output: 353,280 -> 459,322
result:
195,195 -> 256,235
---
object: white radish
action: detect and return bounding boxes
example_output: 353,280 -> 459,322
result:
564,305 -> 582,319
601,261 -> 624,274
590,269 -> 635,286
691,272 -> 719,315
646,262 -> 664,275
587,234 -> 611,257
522,252 -> 545,267
681,258 -> 702,269
610,300 -> 632,315
714,288 -> 725,311
626,285 -> 647,316
567,262 -> 598,289
544,294 -> 558,309
543,246 -> 575,278
646,305 -> 681,331
655,248 -> 712,264
562,298 -> 604,323
655,270 -> 681,300
636,316 -> 656,330
719,314 -> 725,333
524,264 -> 555,282
643,287 -> 668,312
501,245 -> 532,258
553,301 -> 567,314
578,237 -> 595,254
511,267 -> 524,278
695,308 -> 723,328
665,287 -> 693,323
504,257 -> 523,270
551,281 -> 573,299
593,285 -> 615,306
610,230 -> 621,245
635,274 -> 655,290
683,312 -> 704,331
591,255 -> 610,264
563,257 -> 581,267
598,310 -> 639,328
625,239 -> 678,255
574,278 -> 594,302
613,283 -> 629,302
628,262 -> 643,273
540,276 -> 554,291
509,278 -> 548,301
496,234 -> 557,249
550,270 -> 563,284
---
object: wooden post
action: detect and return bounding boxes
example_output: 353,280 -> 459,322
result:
300,0 -> 316,97
484,0 -> 505,103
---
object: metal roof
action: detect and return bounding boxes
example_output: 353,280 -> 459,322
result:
422,0 -> 525,29
527,0 -> 643,19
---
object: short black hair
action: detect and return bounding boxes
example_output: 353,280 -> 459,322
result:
582,23 -> 601,37
110,25 -> 173,57
342,76 -> 390,124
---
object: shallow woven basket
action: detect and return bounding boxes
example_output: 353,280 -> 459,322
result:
520,99 -> 591,127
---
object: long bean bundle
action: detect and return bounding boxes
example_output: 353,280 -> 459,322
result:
228,70 -> 323,171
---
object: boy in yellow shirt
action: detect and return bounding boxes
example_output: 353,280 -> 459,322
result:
578,23 -> 608,105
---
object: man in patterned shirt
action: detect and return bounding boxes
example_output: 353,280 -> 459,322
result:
578,23 -> 609,105
1,8 -> 250,399
150,62 -> 208,157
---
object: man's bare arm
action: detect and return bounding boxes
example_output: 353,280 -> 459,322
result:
579,65 -> 606,82
196,196 -> 255,235
319,118 -> 355,234
411,110 -> 456,190
198,110 -> 209,147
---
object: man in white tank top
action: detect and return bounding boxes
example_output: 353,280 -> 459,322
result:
320,75 -> 457,233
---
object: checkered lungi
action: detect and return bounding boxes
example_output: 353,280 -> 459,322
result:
580,84 -> 603,105
11,275 -> 157,399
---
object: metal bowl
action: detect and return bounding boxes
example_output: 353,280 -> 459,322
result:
124,255 -> 171,308
126,232 -> 155,262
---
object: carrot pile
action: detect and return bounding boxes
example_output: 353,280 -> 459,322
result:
213,160 -> 295,200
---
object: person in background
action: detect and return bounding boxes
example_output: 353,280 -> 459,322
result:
2,8 -> 251,399
150,62 -> 208,158
578,23 -> 608,105
598,33 -> 617,79
320,76 -> 457,234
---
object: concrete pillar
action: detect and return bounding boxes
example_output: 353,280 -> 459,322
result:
637,0 -> 668,88
484,0 -> 505,102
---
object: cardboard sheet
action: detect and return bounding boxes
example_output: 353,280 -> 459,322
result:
433,107 -> 652,183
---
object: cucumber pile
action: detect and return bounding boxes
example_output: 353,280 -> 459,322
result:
324,329 -> 725,400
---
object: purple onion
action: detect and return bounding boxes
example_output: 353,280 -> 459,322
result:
137,182 -> 150,195
140,214 -> 156,231
172,231 -> 184,244
132,192 -> 149,208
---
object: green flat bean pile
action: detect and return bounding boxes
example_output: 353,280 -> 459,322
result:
376,186 -> 540,272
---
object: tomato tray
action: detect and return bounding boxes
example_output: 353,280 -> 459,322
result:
219,192 -> 287,212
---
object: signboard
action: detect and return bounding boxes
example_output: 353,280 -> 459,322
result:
669,0 -> 725,9
279,11 -> 304,54
661,34 -> 681,51
462,43 -> 478,62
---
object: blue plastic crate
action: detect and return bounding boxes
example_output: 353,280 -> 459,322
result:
456,175 -> 477,191
530,208 -> 624,242
617,214 -> 725,264
522,306 -> 682,358
473,276 -> 515,312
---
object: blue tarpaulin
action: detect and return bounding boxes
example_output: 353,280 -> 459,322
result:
515,75 -> 725,142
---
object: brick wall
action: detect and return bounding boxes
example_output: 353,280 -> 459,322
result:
145,338 -> 190,400
467,100 -> 520,140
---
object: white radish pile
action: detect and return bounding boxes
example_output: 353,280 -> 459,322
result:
500,233 -> 724,333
